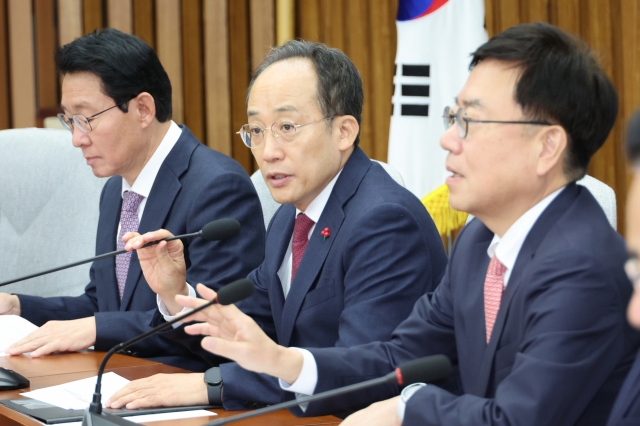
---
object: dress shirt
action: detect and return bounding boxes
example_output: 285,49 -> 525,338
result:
117,120 -> 182,241
158,169 -> 342,320
282,186 -> 567,414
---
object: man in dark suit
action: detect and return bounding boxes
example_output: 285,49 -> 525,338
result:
169,23 -> 639,425
607,112 -> 640,426
0,28 -> 265,371
107,41 -> 447,410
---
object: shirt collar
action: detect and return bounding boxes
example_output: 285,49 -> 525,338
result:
487,186 -> 565,269
295,169 -> 343,223
121,121 -> 182,198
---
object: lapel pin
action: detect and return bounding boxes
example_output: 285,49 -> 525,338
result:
321,227 -> 330,241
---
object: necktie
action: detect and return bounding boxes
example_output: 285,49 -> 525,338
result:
115,191 -> 144,300
291,213 -> 315,282
484,255 -> 506,344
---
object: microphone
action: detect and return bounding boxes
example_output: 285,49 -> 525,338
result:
81,278 -> 255,426
0,218 -> 241,288
205,354 -> 452,426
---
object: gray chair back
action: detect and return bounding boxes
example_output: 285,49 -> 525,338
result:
250,160 -> 405,228
0,128 -> 107,297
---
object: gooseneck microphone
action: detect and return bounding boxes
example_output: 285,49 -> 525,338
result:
0,218 -> 241,288
81,278 -> 255,426
205,354 -> 452,426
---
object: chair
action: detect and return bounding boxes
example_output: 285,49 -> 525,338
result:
465,175 -> 617,230
0,128 -> 107,297
250,160 -> 406,228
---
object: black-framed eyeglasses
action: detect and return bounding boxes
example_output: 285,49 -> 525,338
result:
57,98 -> 133,133
236,116 -> 334,148
443,106 -> 552,139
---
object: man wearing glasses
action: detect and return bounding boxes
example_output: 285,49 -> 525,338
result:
0,28 -> 265,371
158,23 -> 639,425
106,40 -> 447,410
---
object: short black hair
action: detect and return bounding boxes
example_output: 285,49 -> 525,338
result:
627,111 -> 640,165
247,40 -> 363,146
471,22 -> 618,181
56,28 -> 172,122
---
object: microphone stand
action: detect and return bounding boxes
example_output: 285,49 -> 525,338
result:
82,278 -> 254,426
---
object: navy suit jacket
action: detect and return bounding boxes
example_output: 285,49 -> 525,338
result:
162,147 -> 447,408
608,351 -> 640,426
307,183 -> 639,425
18,126 -> 265,371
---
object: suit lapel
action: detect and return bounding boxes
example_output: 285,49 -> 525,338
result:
474,183 -> 581,395
278,147 -> 371,346
266,205 -> 295,337
120,126 -> 197,310
99,180 -> 123,311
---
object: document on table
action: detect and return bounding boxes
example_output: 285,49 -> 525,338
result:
53,409 -> 215,425
21,372 -> 130,410
0,315 -> 38,355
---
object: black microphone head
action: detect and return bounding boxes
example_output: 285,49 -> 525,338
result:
397,355 -> 451,386
201,218 -> 241,241
217,279 -> 255,305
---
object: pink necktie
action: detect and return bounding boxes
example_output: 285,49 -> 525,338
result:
115,191 -> 143,300
291,213 -> 315,283
484,255 -> 506,344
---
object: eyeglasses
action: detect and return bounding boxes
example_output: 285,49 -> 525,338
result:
626,256 -> 640,291
236,116 -> 334,148
443,106 -> 552,139
57,99 -> 132,133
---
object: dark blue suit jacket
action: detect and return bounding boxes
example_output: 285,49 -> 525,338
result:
306,183 -> 639,425
18,126 -> 265,371
608,351 -> 640,426
162,147 -> 447,408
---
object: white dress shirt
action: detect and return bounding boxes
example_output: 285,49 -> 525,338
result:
283,186 -> 566,417
117,121 -> 182,240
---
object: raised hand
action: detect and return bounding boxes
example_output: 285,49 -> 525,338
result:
177,284 -> 304,385
123,230 -> 188,314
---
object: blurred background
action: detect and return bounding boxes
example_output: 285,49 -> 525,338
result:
0,0 -> 636,233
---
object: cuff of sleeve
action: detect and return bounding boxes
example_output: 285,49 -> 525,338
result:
279,348 -> 318,396
156,283 -> 196,328
396,383 -> 427,421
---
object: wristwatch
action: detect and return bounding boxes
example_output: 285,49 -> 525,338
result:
204,367 -> 223,406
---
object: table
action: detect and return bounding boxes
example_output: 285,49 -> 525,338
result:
0,352 -> 341,426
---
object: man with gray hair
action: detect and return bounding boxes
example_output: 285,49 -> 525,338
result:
107,40 -> 448,410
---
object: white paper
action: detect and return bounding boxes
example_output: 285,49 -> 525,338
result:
52,409 -> 215,426
0,315 -> 38,356
21,372 -> 130,410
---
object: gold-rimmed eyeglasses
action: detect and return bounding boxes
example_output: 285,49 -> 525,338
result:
236,116 -> 334,148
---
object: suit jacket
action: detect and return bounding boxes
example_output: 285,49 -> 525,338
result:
306,183 -> 639,425
18,126 -> 265,371
162,147 -> 448,408
607,350 -> 640,426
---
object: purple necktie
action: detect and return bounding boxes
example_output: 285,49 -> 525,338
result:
115,191 -> 143,300
291,213 -> 315,283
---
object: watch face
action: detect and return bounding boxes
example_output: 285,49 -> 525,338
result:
205,368 -> 223,386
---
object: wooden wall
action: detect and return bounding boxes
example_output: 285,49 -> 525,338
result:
0,0 -> 636,232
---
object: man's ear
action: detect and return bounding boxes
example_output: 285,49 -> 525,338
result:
133,92 -> 156,129
536,125 -> 567,177
335,115 -> 359,152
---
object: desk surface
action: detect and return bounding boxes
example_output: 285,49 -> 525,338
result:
0,352 -> 340,426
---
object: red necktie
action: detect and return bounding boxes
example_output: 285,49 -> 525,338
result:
484,255 -> 506,343
291,213 -> 315,282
